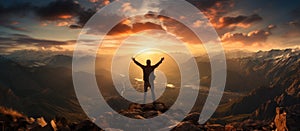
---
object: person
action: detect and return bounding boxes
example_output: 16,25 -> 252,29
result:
279,110 -> 288,131
132,57 -> 164,103
274,107 -> 281,130
274,107 -> 288,131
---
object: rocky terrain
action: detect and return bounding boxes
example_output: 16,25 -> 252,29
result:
215,48 -> 300,130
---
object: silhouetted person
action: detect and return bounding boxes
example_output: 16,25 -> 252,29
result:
132,57 -> 164,103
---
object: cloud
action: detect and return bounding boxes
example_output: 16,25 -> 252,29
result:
88,0 -> 111,5
186,0 -> 234,20
102,0 -> 111,5
35,0 -> 82,21
34,0 -> 110,28
0,33 -> 74,52
193,20 -> 204,28
1,24 -> 29,32
89,0 -> 100,3
0,0 -> 98,28
0,2 -> 35,32
132,22 -> 163,32
75,9 -> 96,27
107,21 -> 164,36
217,14 -> 262,28
107,22 -> 132,35
101,14 -> 202,45
186,0 -> 233,11
69,24 -> 82,29
221,25 -> 276,45
186,0 -> 240,35
121,2 -> 137,13
0,2 -> 34,17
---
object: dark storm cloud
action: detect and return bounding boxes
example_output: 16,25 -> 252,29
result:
0,0 -> 97,29
218,14 -> 262,28
35,0 -> 82,20
0,2 -> 35,16
186,0 -> 232,11
72,8 -> 96,28
0,2 -> 35,32
35,0 -> 100,28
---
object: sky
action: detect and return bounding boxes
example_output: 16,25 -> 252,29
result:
0,0 -> 300,55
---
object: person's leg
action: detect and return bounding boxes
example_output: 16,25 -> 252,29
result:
144,82 -> 149,104
150,80 -> 156,102
143,92 -> 147,104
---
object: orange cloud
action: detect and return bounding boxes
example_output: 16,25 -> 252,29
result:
103,0 -> 110,5
56,21 -> 69,26
58,14 -> 73,19
216,14 -> 262,29
221,25 -> 276,46
121,3 -> 137,13
193,20 -> 203,28
89,0 -> 99,3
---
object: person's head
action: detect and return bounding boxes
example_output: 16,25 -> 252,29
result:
146,59 -> 151,65
276,107 -> 280,114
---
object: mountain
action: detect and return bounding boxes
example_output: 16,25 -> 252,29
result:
215,48 -> 300,130
44,54 -> 72,68
4,50 -> 60,68
0,48 -> 299,130
0,55 -> 86,121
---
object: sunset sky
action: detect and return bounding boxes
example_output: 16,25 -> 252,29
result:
0,0 -> 300,55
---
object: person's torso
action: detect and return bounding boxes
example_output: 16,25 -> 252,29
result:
142,66 -> 155,81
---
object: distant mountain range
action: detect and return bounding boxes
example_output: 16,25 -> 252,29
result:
0,48 -> 299,129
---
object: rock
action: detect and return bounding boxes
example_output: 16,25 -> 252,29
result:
154,102 -> 167,112
119,111 -> 141,118
143,110 -> 161,118
172,121 -> 201,131
133,115 -> 145,119
225,124 -> 235,131
142,103 -> 155,111
128,103 -> 142,111
206,124 -> 224,131
182,112 -> 200,124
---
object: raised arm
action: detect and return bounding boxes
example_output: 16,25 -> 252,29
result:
132,57 -> 144,68
153,57 -> 164,68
